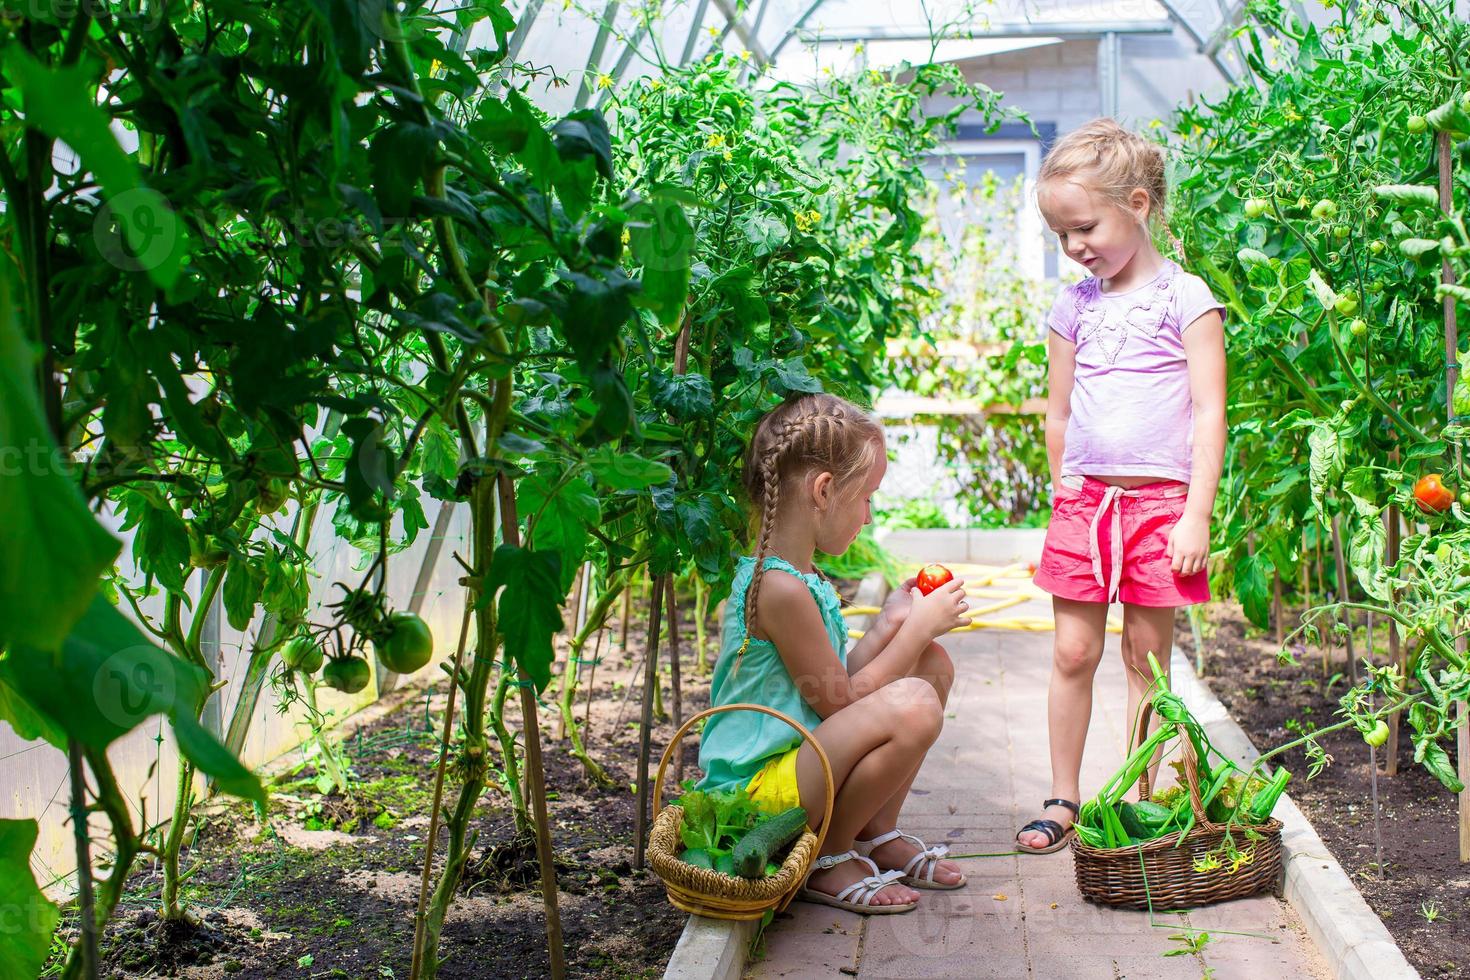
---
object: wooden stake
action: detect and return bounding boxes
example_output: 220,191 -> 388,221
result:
618,583 -> 632,651
68,739 -> 99,980
634,575 -> 666,869
1385,506 -> 1403,775
1330,513 -> 1356,684
411,600 -> 474,978
666,574 -> 684,784
1436,131 -> 1469,862
1273,572 -> 1284,648
497,473 -> 565,977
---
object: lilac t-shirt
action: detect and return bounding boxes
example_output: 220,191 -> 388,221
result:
1046,259 -> 1225,485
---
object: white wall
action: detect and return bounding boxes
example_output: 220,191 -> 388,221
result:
2,496 -> 473,896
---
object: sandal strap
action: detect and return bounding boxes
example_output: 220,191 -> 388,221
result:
812,848 -> 859,872
893,831 -> 950,882
1016,818 -> 1064,846
853,828 -> 903,852
834,868 -> 906,906
1043,798 -> 1081,817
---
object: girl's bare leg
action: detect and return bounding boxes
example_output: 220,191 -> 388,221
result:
794,677 -> 943,906
853,642 -> 964,884
1119,603 -> 1177,792
1017,597 -> 1110,849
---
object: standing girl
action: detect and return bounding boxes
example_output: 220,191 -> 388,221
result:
697,393 -> 971,912
1017,119 -> 1228,853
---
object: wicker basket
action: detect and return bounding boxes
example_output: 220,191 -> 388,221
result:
647,704 -> 835,921
1071,706 -> 1284,910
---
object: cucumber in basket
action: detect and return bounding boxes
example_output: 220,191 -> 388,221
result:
733,806 -> 808,878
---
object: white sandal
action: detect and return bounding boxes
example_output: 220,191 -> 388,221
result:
797,849 -> 917,914
854,829 -> 967,890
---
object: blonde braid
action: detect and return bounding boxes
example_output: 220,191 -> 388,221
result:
734,413 -> 821,678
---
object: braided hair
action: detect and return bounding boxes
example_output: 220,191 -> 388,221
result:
733,394 -> 885,676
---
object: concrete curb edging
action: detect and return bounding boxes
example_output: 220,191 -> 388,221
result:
662,569 -> 891,980
1169,649 -> 1421,980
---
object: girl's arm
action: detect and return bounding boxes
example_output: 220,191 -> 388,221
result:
1045,332 -> 1077,495
840,574 -> 917,666
1171,311 -> 1227,576
760,572 -> 965,719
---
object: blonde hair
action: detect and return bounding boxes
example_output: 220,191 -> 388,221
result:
1037,117 -> 1183,255
736,393 -> 884,672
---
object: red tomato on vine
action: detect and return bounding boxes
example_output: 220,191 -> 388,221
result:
1413,474 -> 1455,513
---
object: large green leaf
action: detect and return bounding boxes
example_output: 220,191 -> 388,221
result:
0,595 -> 266,801
1234,552 -> 1273,629
3,49 -> 186,289
588,447 -> 672,490
518,473 -> 599,592
1347,515 -> 1389,602
0,819 -> 59,980
482,546 -> 563,694
0,281 -> 120,650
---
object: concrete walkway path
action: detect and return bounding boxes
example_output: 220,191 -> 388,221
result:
746,530 -> 1329,980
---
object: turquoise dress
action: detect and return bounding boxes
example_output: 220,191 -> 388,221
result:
697,555 -> 850,793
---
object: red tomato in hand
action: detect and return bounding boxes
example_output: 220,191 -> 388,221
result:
1414,474 -> 1455,513
915,563 -> 954,595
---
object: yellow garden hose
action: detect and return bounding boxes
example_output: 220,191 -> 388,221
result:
841,561 -> 1124,637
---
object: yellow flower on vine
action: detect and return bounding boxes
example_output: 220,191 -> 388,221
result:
854,41 -> 865,55
707,25 -> 720,38
738,48 -> 751,62
1192,853 -> 1222,873
620,227 -> 631,246
650,77 -> 662,90
1229,851 -> 1255,874
596,73 -> 613,90
705,132 -> 727,150
722,149 -> 732,162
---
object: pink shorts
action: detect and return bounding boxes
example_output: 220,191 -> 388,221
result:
1033,476 -> 1210,608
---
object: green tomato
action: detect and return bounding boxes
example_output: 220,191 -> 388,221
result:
375,612 -> 435,674
322,657 -> 371,694
1332,224 -> 1350,241
1362,720 -> 1390,748
1407,115 -> 1429,134
257,478 -> 289,515
1244,198 -> 1271,219
1349,318 -> 1367,337
282,635 -> 325,674
1311,199 -> 1338,221
1436,542 -> 1453,564
1461,491 -> 1470,509
1334,293 -> 1360,317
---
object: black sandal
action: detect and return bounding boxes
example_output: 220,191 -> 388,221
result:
1015,799 -> 1080,854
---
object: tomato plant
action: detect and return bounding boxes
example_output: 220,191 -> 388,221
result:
1170,0 -> 1470,802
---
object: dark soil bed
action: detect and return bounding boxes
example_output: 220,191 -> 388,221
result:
1177,602 -> 1468,980
44,583 -> 769,979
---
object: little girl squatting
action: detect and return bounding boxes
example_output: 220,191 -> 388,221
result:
697,394 -> 972,914
1018,119 -> 1228,852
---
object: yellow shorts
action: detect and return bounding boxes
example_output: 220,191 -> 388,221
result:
745,746 -> 802,815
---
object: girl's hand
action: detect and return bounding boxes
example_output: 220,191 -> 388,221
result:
877,576 -> 917,631
1167,515 -> 1210,577
907,578 -> 969,639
